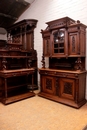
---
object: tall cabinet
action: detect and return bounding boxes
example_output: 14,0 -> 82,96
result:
0,19 -> 38,104
38,17 -> 87,108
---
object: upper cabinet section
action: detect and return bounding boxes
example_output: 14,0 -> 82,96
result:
41,17 -> 86,58
7,19 -> 38,51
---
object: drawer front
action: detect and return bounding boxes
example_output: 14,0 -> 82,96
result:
0,70 -> 34,78
39,70 -> 79,78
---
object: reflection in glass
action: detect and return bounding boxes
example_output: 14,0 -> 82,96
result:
60,31 -> 64,38
54,30 -> 64,42
55,39 -> 58,43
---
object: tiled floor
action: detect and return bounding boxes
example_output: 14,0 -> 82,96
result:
0,91 -> 87,130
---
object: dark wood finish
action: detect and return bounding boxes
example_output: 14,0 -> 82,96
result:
0,19 -> 38,104
38,17 -> 87,108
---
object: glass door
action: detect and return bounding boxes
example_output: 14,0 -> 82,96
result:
52,29 -> 67,57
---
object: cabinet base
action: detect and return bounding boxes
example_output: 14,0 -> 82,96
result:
38,92 -> 86,109
1,92 -> 35,105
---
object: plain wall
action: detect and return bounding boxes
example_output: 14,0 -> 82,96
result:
17,0 -> 87,99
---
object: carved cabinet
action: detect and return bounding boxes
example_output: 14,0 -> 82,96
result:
38,17 -> 86,108
0,19 -> 38,104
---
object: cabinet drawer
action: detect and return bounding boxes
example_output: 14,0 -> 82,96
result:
55,72 -> 79,78
0,71 -> 34,78
40,70 -> 56,76
3,72 -> 23,77
39,70 -> 79,78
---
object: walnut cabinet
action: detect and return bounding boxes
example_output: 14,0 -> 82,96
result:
38,17 -> 87,108
0,19 -> 38,104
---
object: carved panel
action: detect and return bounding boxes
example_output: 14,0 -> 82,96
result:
46,17 -> 75,30
45,39 -> 49,55
50,21 -> 66,29
46,78 -> 52,90
69,32 -> 79,55
64,82 -> 72,95
72,36 -> 75,53
41,75 -> 56,95
44,38 -> 50,56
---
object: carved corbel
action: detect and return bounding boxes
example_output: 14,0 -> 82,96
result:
74,57 -> 83,71
2,58 -> 7,70
27,59 -> 32,68
41,53 -> 45,68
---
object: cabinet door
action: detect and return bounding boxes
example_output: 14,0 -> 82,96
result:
68,32 -> 80,55
52,29 -> 68,57
41,75 -> 56,95
59,78 -> 75,100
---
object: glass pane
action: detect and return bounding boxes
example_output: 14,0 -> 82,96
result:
54,49 -> 58,53
60,49 -> 64,53
59,31 -> 64,38
59,43 -> 64,47
54,44 -> 58,48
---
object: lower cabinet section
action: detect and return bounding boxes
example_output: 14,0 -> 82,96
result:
0,68 -> 35,105
38,68 -> 86,108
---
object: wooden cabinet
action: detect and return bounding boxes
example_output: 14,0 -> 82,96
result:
0,19 -> 38,104
38,17 -> 86,108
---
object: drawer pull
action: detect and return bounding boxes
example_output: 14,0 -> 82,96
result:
63,74 -> 67,77
55,72 -> 57,75
13,74 -> 16,76
75,74 -> 78,77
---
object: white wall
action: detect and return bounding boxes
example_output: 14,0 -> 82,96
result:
17,0 -> 87,98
